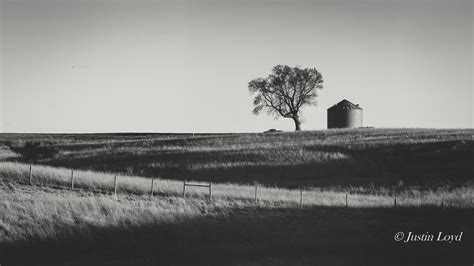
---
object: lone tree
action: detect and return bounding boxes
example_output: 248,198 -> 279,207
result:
248,65 -> 324,131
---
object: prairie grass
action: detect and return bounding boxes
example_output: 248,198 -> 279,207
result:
1,162 -> 472,208
0,129 -> 472,265
0,181 -> 219,243
2,128 -> 472,188
0,180 -> 472,266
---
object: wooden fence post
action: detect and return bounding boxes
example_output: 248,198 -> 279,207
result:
114,176 -> 117,195
254,183 -> 258,204
300,187 -> 303,208
345,193 -> 348,208
150,178 -> 154,196
394,198 -> 397,207
182,181 -> 186,198
28,165 -> 32,185
70,170 -> 74,189
441,201 -> 444,208
209,182 -> 212,200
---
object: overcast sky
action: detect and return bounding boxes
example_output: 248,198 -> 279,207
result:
0,0 -> 472,133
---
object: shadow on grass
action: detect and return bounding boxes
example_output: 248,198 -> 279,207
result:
0,206 -> 472,266
2,137 -> 474,189
9,140 -> 470,189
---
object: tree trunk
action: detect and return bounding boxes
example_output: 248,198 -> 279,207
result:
292,115 -> 301,131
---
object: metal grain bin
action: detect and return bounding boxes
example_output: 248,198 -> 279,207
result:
327,99 -> 363,129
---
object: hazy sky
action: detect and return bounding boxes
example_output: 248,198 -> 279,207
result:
1,0 -> 472,133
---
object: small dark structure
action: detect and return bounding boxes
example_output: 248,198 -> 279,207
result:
327,99 -> 363,129
263,129 -> 283,133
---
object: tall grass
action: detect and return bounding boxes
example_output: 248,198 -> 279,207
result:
1,162 -> 472,208
2,128 -> 472,188
0,178 -> 472,266
1,129 -> 472,265
0,180 -> 218,244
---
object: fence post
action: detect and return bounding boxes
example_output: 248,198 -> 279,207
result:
150,178 -> 154,196
394,198 -> 397,207
254,183 -> 258,204
70,170 -> 74,189
114,176 -> 117,195
28,165 -> 32,185
209,182 -> 212,200
300,187 -> 303,208
182,181 -> 186,198
345,193 -> 348,208
441,201 -> 444,208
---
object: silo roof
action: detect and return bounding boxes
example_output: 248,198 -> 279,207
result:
328,99 -> 363,110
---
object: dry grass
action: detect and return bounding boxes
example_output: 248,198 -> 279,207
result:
1,162 -> 472,208
0,180 -> 223,243
0,179 -> 472,266
2,128 -> 472,188
0,129 -> 472,265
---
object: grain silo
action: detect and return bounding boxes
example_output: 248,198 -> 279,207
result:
327,99 -> 363,129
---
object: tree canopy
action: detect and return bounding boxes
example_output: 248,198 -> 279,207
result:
248,65 -> 324,131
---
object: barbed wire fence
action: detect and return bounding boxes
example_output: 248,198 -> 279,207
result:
0,164 -> 467,209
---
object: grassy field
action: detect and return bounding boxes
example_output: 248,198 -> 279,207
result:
0,162 -> 472,208
2,128 -> 473,188
0,179 -> 474,265
0,179 -> 472,266
0,129 -> 472,265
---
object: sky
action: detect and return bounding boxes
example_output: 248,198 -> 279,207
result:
0,0 -> 472,133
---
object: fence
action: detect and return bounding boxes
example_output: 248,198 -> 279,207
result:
183,180 -> 212,200
0,164 -> 463,209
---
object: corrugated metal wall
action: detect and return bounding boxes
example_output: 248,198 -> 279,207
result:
327,109 -> 363,129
